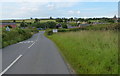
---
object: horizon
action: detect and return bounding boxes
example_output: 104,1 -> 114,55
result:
0,16 -> 118,20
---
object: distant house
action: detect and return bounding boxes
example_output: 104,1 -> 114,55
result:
0,23 -> 17,28
56,23 -> 62,28
67,24 -> 77,28
92,22 -> 107,25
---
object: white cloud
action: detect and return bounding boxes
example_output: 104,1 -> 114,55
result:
47,4 -> 55,10
68,10 -> 74,14
68,10 -> 80,15
1,2 -> 47,19
1,1 -> 118,19
77,11 -> 80,14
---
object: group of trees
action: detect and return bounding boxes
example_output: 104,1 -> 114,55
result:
19,17 -> 117,29
32,21 -> 57,29
20,20 -> 57,29
20,17 -> 68,29
55,17 -> 116,23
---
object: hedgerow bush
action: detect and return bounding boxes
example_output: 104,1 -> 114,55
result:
2,28 -> 38,48
86,23 -> 119,30
58,29 -> 69,32
45,29 -> 53,35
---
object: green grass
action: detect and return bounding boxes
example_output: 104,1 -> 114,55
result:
48,30 -> 118,74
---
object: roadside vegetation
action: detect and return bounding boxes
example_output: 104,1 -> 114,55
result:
45,22 -> 119,74
2,27 -> 38,48
47,30 -> 118,74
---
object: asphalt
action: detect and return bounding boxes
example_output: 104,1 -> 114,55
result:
2,31 -> 70,74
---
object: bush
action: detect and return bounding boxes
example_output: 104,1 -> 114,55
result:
45,29 -> 53,35
61,23 -> 68,29
68,22 -> 78,26
46,21 -> 56,29
69,28 -> 80,31
2,28 -> 38,48
86,23 -> 119,30
58,29 -> 69,32
31,21 -> 57,29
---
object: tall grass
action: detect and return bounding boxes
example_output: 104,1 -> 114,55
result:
48,30 -> 118,74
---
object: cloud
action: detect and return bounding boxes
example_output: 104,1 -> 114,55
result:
68,10 -> 80,15
47,4 -> 55,10
68,10 -> 74,14
76,11 -> 80,14
1,2 -> 117,19
1,2 -> 47,19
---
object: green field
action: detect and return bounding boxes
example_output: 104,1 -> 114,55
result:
0,19 -> 56,27
48,30 -> 118,74
0,19 -> 56,23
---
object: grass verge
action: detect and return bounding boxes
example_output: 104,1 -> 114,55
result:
47,30 -> 118,74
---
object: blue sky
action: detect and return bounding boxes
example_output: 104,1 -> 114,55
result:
0,2 -> 118,19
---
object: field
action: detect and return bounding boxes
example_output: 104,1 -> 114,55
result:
48,30 -> 118,74
0,19 -> 56,27
0,19 -> 56,23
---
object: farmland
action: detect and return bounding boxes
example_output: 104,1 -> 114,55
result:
48,30 -> 118,74
0,19 -> 56,27
0,19 -> 56,23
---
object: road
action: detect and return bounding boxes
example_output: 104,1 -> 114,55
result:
2,31 -> 70,74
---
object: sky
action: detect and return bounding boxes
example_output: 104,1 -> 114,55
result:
0,1 -> 119,20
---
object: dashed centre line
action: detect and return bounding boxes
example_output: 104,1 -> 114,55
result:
17,41 -> 34,44
28,42 -> 35,48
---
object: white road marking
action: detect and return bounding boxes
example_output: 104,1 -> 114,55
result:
28,33 -> 39,48
0,55 -> 22,76
18,41 -> 34,44
28,42 -> 35,48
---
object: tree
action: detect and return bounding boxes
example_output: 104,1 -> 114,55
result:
13,20 -> 16,22
70,17 -> 73,21
61,23 -> 67,28
34,18 -> 40,23
46,21 -> 56,28
20,21 -> 27,27
50,16 -> 53,19
78,18 -> 84,22
31,21 -> 56,29
62,18 -> 68,23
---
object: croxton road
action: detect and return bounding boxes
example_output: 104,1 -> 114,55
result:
2,31 -> 70,74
